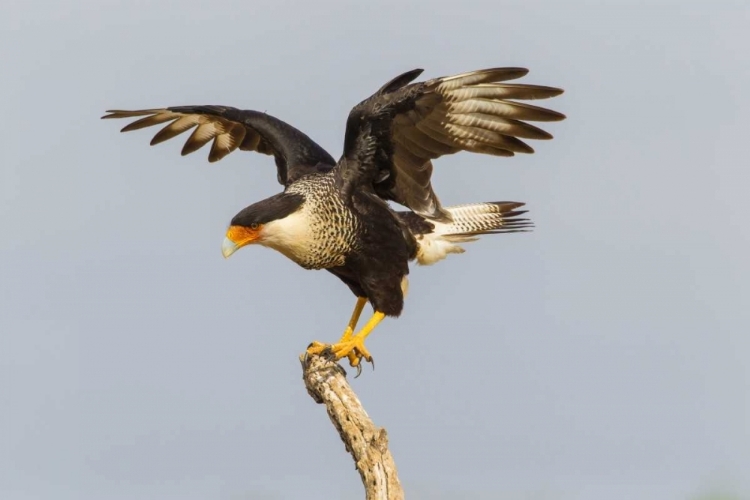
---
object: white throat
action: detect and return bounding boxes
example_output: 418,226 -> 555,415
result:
259,209 -> 314,265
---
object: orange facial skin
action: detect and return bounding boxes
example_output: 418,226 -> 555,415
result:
222,224 -> 263,258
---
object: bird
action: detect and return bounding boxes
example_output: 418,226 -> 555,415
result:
102,66 -> 565,375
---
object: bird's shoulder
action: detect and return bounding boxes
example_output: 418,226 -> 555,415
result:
348,81 -> 426,122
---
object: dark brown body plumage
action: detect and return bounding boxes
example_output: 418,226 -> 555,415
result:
328,189 -> 417,317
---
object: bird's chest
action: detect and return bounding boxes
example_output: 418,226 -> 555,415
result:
261,201 -> 360,270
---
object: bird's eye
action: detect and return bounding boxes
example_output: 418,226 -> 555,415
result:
250,223 -> 259,230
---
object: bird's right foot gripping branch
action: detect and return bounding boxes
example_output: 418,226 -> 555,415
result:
306,297 -> 383,377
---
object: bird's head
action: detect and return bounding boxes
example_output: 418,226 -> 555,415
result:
221,192 -> 305,258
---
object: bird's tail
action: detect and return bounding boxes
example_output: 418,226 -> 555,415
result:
404,202 -> 532,266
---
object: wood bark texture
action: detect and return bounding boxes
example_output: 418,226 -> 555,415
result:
301,354 -> 404,500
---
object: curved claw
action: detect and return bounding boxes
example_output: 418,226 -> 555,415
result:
305,341 -> 335,364
302,344 -> 313,365
352,354 -> 374,379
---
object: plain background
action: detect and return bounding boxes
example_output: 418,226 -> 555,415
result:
2,1 -> 748,499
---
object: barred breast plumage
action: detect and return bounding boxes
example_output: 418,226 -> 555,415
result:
261,172 -> 363,270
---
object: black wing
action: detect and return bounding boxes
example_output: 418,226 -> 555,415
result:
338,68 -> 566,220
102,106 -> 335,185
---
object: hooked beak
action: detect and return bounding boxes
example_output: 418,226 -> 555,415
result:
222,237 -> 240,259
222,225 -> 261,259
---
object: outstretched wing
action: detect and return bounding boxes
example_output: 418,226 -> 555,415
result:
339,68 -> 566,220
102,105 -> 336,185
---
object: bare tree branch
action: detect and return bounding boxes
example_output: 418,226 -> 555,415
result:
300,354 -> 404,500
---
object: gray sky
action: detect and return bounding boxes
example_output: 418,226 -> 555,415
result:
2,1 -> 748,499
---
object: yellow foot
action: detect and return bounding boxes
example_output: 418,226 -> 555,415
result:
305,310 -> 385,378
337,326 -> 361,369
306,336 -> 374,378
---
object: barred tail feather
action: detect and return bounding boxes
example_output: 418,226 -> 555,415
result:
407,201 -> 532,265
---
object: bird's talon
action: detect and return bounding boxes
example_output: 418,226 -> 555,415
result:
305,340 -> 332,361
304,335 -> 373,376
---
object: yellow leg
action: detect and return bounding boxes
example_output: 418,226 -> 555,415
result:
337,297 -> 368,367
307,310 -> 386,376
339,297 -> 368,343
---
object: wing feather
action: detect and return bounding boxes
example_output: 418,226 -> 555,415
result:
339,67 -> 565,220
209,124 -> 245,162
181,122 -> 218,156
120,112 -> 180,132
446,83 -> 564,102
447,98 -> 565,122
151,115 -> 201,145
449,113 -> 553,140
102,106 -> 335,184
